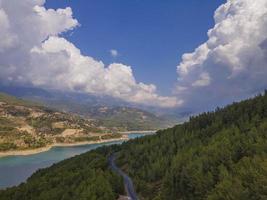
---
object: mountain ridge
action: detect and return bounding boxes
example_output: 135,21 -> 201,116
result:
0,85 -> 179,131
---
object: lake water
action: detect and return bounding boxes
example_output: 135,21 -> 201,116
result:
0,133 -> 153,189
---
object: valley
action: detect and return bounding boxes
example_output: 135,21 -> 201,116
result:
0,93 -> 126,156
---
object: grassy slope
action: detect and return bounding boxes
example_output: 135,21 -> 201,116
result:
46,103 -> 176,131
93,107 -> 174,131
0,92 -> 42,107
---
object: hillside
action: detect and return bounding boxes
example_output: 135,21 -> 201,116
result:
0,93 -> 40,107
87,106 -> 175,131
1,92 -> 267,199
0,85 -> 178,131
0,93 -> 122,153
116,92 -> 267,199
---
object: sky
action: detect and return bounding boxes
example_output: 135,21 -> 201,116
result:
45,0 -> 225,95
0,0 -> 267,112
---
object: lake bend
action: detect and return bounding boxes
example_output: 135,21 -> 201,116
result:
0,132 -> 152,189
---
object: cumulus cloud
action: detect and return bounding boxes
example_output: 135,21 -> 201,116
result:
0,0 -> 178,108
176,0 -> 267,111
110,49 -> 118,58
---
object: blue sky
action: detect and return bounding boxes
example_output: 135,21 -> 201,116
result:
45,0 -> 225,95
2,0 -> 265,110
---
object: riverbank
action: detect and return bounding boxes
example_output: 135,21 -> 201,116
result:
0,131 -> 157,158
119,130 -> 156,134
0,133 -> 147,189
0,136 -> 128,158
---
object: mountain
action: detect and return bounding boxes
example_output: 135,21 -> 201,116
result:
0,85 -> 179,130
1,91 -> 266,199
0,92 -> 122,153
85,106 -> 176,131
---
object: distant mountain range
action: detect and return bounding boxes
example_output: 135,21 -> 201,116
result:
0,85 -> 183,131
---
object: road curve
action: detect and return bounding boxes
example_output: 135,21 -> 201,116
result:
108,154 -> 138,200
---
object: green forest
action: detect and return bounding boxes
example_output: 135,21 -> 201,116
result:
1,91 -> 267,200
0,147 -> 124,200
117,91 -> 267,199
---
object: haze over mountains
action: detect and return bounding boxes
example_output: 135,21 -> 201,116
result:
0,85 -> 179,131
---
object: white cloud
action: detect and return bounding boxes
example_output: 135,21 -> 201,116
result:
192,72 -> 211,87
110,49 -> 118,58
176,0 -> 267,111
0,0 -> 178,108
0,8 -> 16,51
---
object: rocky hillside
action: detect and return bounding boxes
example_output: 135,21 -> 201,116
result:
0,93 -> 121,152
0,85 -> 179,131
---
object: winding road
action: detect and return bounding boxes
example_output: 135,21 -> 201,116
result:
109,154 -> 138,200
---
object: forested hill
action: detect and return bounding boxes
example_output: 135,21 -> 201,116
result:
1,92 -> 267,200
116,92 -> 267,199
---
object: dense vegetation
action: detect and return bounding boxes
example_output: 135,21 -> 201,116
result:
1,92 -> 267,199
0,147 -> 124,200
117,92 -> 267,199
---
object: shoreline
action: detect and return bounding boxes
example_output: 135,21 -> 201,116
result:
0,132 -> 157,158
0,137 -> 128,158
118,130 -> 157,134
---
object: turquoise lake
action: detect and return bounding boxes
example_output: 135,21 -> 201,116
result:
0,133 -> 150,189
